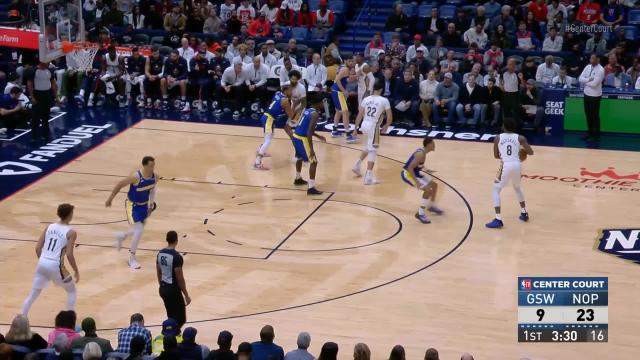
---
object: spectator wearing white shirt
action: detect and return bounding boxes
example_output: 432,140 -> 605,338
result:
547,0 -> 567,22
236,0 -> 256,25
244,56 -> 270,107
219,0 -> 236,22
552,66 -> 575,88
636,76 -> 640,90
542,27 -> 563,52
258,44 -> 277,69
279,57 -> 302,86
220,58 -> 251,113
283,0 -> 302,12
225,37 -> 241,62
419,70 -> 439,128
305,54 -> 327,93
266,40 -> 282,60
463,63 -> 485,87
277,51 -> 298,66
535,56 -> 560,85
484,64 -> 502,88
405,35 -> 428,64
197,42 -> 215,62
578,54 -> 605,142
463,23 -> 488,49
260,0 -> 279,23
233,44 -> 253,64
178,38 -> 195,65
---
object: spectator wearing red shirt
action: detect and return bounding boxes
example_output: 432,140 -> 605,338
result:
528,0 -> 548,23
248,12 -> 271,37
297,2 -> 313,28
576,0 -> 601,25
276,4 -> 295,27
311,0 -> 334,38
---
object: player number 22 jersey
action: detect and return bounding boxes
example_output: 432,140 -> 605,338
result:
498,133 -> 521,163
361,95 -> 390,126
41,223 -> 70,263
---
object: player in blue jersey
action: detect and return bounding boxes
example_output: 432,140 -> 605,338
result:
330,56 -> 355,142
105,156 -> 158,269
254,84 -> 296,170
401,137 -> 444,224
292,93 -> 327,195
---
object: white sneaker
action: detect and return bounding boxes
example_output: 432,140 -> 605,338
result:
0,128 -> 7,135
181,101 -> 191,113
87,98 -> 94,107
364,177 -> 380,185
352,165 -> 362,177
128,255 -> 141,269
115,232 -> 126,251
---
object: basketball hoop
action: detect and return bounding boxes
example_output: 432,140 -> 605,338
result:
61,41 -> 100,72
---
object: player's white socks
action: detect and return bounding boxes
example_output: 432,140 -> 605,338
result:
295,172 -> 302,179
492,182 -> 502,208
521,208 -> 527,214
21,288 -> 42,315
355,159 -> 362,169
79,89 -> 85,97
258,133 -> 273,159
514,186 -> 525,203
308,179 -> 316,189
419,198 -> 432,215
64,282 -> 77,311
130,222 -> 144,253
495,214 -> 503,220
365,170 -> 372,179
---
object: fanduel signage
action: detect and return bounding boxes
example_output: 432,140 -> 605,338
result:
0,124 -> 112,177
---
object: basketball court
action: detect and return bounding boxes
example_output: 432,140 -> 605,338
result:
1,117 -> 639,359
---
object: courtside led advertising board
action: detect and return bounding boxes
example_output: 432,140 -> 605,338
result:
518,277 -> 608,343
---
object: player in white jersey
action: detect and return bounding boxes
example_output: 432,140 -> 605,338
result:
21,204 -> 80,315
486,118 -> 534,229
283,70 -> 307,139
356,63 -> 375,108
100,45 -> 126,107
352,78 -> 392,185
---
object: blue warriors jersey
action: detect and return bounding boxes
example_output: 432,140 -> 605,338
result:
331,66 -> 349,91
294,108 -> 317,137
125,55 -> 146,74
127,171 -> 156,205
403,148 -> 425,178
266,92 -> 288,118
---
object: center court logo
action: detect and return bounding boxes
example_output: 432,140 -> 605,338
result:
522,167 -> 640,192
595,229 -> 640,264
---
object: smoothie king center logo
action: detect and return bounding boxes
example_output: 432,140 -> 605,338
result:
522,167 -> 640,192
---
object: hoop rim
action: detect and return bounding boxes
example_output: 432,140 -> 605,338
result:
61,40 -> 101,54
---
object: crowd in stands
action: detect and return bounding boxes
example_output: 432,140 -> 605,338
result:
0,313 -> 477,360
1,0 -> 640,139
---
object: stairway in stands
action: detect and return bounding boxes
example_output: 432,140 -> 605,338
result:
338,0 -> 395,57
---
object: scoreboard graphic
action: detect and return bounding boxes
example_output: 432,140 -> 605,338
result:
517,277 -> 608,343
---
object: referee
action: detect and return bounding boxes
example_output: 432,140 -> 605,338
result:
27,61 -> 56,142
578,54 -> 605,142
156,231 -> 191,329
501,58 -> 523,128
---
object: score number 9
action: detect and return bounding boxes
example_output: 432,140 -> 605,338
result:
535,309 -> 595,321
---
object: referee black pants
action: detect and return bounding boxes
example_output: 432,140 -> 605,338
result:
32,90 -> 53,141
583,95 -> 601,138
159,284 -> 186,328
502,91 -> 521,127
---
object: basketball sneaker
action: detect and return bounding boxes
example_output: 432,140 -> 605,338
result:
364,177 -> 380,185
519,212 -> 529,222
181,101 -> 190,113
294,178 -> 308,186
331,129 -> 341,137
253,163 -> 269,170
128,253 -> 141,270
352,165 -> 363,177
346,133 -> 357,143
428,206 -> 444,215
307,187 -> 323,195
74,95 -> 84,108
485,218 -> 504,228
415,213 -> 431,224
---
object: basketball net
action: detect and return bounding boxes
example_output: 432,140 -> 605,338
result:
61,41 -> 100,72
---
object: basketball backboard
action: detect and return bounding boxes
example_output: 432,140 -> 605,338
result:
38,0 -> 84,62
